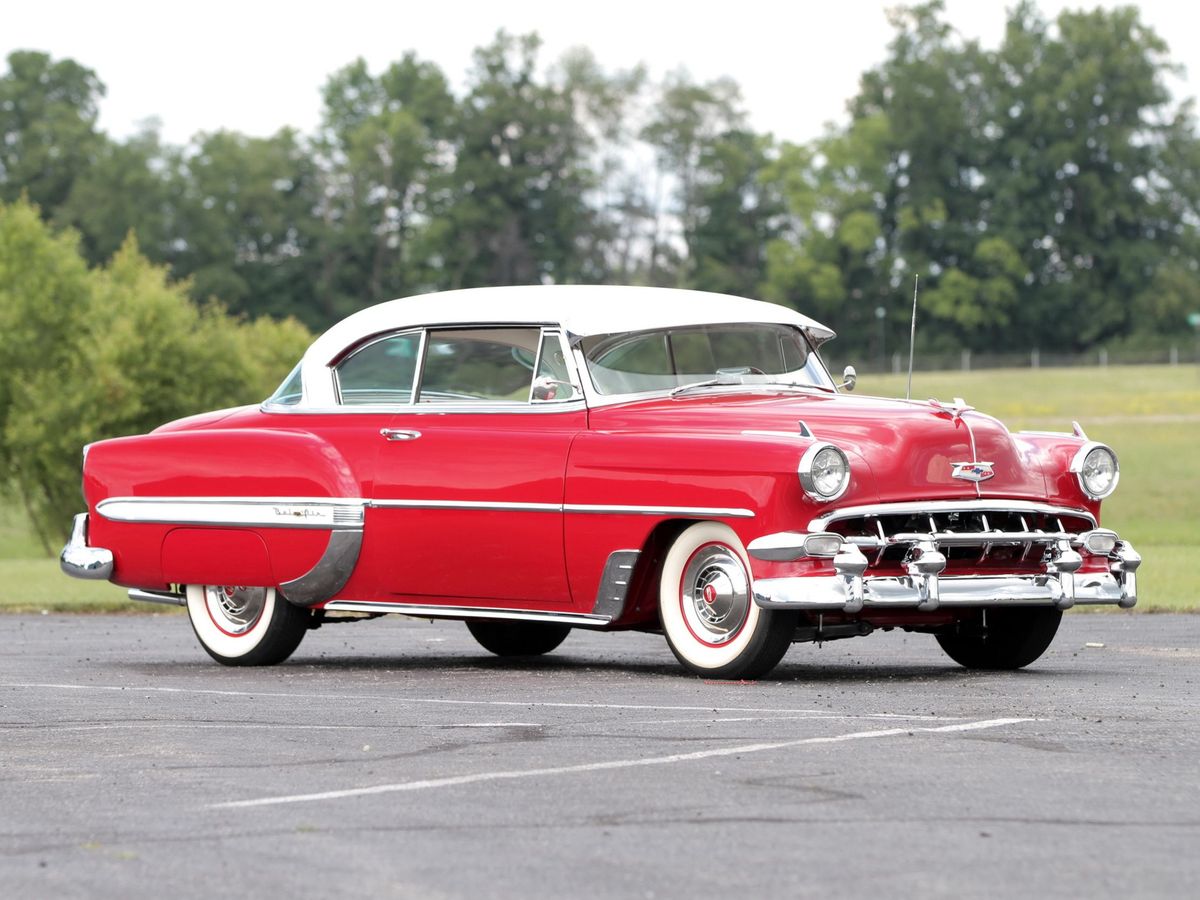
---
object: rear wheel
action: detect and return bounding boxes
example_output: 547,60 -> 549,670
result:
658,522 -> 796,679
466,619 -> 571,657
185,585 -> 309,666
936,607 -> 1063,670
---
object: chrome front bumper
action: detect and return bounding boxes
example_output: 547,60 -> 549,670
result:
60,513 -> 114,580
753,539 -> 1141,613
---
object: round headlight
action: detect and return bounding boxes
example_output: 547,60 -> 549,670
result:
1071,442 -> 1119,499
799,443 -> 851,502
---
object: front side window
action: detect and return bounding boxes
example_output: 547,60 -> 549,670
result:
419,328 -> 543,403
582,323 -> 832,395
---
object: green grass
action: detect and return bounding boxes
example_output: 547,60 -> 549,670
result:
2,364 -> 1195,612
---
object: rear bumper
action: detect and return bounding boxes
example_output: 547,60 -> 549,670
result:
60,513 -> 113,581
754,541 -> 1141,613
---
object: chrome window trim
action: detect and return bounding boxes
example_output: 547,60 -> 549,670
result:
572,323 -> 838,408
807,499 -> 1097,533
263,325 -> 586,416
261,399 -> 588,416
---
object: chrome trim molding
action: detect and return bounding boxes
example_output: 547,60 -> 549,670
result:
128,588 -> 186,607
370,499 -> 561,513
94,495 -> 754,524
322,600 -> 612,627
564,503 -> 754,518
747,531 -> 845,562
60,513 -> 114,580
279,529 -> 364,608
807,499 -> 1097,533
592,550 -> 641,619
97,497 -> 367,530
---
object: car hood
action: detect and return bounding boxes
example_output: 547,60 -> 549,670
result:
589,390 -> 1049,503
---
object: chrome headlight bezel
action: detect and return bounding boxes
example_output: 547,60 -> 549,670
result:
798,443 -> 851,502
1070,442 -> 1120,500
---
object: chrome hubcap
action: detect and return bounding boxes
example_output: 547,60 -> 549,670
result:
681,545 -> 750,645
204,585 -> 267,635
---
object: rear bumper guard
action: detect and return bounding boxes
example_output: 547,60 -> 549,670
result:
60,513 -> 114,581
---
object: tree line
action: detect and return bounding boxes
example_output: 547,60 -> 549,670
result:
3,1 -> 1199,362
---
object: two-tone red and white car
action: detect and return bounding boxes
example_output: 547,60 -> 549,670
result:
61,286 -> 1139,677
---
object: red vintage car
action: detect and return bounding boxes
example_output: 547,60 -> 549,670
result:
61,286 -> 1139,677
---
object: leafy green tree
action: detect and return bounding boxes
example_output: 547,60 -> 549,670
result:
0,51 -> 105,214
641,73 -> 745,285
315,54 -> 456,314
59,121 -> 180,265
0,206 -> 310,550
425,32 -> 599,288
172,128 -> 323,323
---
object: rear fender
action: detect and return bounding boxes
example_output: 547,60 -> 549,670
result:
85,429 -> 363,604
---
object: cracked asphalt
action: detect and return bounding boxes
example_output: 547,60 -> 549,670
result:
1,612 -> 1197,899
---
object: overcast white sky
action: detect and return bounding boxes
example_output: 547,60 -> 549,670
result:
6,0 -> 1200,146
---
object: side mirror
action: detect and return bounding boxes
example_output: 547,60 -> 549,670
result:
840,365 -> 857,392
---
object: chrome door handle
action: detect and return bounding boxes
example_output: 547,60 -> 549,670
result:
380,428 -> 422,442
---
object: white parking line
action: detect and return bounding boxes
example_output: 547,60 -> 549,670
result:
209,717 -> 1033,810
0,682 -> 961,720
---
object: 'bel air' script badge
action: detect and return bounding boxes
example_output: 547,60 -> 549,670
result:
951,461 -> 995,483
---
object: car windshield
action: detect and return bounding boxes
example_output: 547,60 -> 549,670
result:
580,323 -> 833,396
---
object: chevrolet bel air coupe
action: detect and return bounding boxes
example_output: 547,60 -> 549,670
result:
61,286 -> 1139,677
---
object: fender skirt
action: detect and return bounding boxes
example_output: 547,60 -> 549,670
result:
279,529 -> 363,607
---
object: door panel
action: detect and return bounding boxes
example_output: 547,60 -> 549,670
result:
370,410 -> 584,606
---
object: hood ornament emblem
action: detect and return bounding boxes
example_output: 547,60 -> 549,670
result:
951,461 -> 995,483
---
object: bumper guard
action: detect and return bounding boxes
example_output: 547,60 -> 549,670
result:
60,513 -> 114,581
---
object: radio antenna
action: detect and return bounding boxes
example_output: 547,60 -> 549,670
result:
906,274 -> 919,401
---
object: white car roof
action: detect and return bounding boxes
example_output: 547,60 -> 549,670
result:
304,285 -> 836,367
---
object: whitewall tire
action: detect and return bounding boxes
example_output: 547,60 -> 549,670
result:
185,584 -> 309,666
658,522 -> 796,679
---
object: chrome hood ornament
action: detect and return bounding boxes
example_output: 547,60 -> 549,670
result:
951,461 -> 995,483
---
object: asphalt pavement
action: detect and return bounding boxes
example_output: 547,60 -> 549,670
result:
1,611 -> 1197,899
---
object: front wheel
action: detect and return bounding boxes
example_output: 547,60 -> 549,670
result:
185,585 -> 309,666
936,607 -> 1063,670
658,522 -> 796,679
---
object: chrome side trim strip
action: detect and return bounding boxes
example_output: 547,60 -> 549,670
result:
60,513 -> 114,581
807,499 -> 1096,532
279,529 -> 364,608
95,495 -> 754,524
97,497 -> 367,530
564,504 -> 754,518
128,588 -> 186,607
369,499 -> 561,513
372,500 -> 754,518
592,550 -> 640,619
322,601 -> 612,627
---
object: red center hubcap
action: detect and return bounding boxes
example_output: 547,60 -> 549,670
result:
702,583 -> 719,605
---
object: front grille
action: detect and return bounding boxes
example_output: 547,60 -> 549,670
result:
817,503 -> 1095,574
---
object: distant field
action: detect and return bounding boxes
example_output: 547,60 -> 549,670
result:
2,364 -> 1195,613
